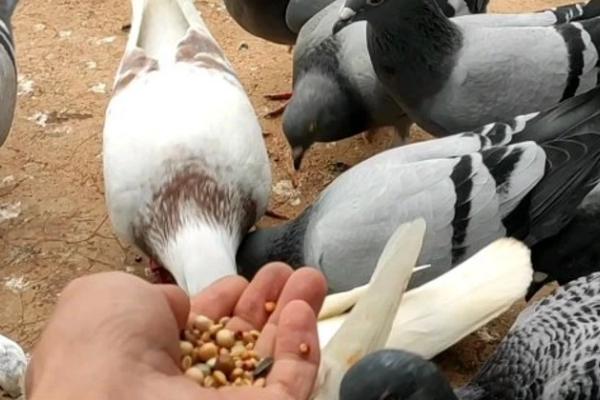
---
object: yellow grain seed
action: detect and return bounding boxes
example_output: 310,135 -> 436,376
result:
213,370 -> 228,386
180,341 -> 194,356
215,354 -> 235,375
181,355 -> 193,370
206,357 -> 217,369
233,377 -> 244,386
253,378 -> 266,387
230,367 -> 244,380
216,329 -> 236,348
231,344 -> 246,357
264,301 -> 276,313
197,342 -> 219,362
219,316 -> 231,326
209,323 -> 224,336
185,367 -> 205,383
299,343 -> 310,355
203,376 -> 216,388
193,315 -> 213,333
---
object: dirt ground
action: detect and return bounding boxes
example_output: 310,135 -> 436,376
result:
0,0 -> 571,392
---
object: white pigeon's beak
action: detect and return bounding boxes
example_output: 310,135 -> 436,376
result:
311,218 -> 427,400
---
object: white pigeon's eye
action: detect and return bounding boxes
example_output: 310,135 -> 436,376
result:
367,0 -> 384,6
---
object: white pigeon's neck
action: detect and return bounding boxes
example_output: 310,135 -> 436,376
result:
160,222 -> 238,296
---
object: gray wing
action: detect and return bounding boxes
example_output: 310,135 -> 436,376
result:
286,0 -> 337,33
425,20 -> 600,134
461,272 -> 600,400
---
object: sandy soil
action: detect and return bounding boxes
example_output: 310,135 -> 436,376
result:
0,0 -> 571,392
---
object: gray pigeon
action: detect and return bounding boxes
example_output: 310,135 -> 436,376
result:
284,1 -> 596,169
0,0 -> 18,147
225,0 -> 488,44
340,271 -> 600,400
283,0 -> 492,168
332,0 -> 600,137
237,86 -> 600,293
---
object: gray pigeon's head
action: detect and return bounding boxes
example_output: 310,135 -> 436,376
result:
283,72 -> 368,170
332,0 -> 388,34
340,349 -> 458,400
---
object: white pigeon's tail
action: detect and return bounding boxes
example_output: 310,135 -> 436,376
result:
312,219 -> 426,400
127,0 -> 217,66
386,237 -> 532,359
317,238 -> 533,359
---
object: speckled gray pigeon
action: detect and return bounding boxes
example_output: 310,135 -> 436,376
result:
0,0 -> 18,147
332,0 -> 600,137
237,87 -> 600,293
0,334 -> 26,398
339,271 -> 600,400
284,0 -> 597,169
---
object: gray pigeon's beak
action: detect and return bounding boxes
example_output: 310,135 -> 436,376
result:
292,146 -> 305,170
333,7 -> 357,34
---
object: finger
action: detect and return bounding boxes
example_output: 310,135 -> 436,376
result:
255,268 -> 327,357
226,263 -> 293,332
190,276 -> 248,321
157,284 -> 191,330
266,300 -> 320,400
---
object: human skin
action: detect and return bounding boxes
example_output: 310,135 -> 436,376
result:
25,263 -> 328,400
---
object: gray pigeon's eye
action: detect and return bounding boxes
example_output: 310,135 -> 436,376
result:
367,0 -> 384,6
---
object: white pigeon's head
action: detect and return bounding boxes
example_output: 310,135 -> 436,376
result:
310,219 -> 427,400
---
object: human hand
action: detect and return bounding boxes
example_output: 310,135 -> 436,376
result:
26,264 -> 327,400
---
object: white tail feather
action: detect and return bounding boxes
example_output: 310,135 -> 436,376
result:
318,264 -> 431,320
317,238 -> 533,358
312,218 -> 426,400
126,0 -> 213,64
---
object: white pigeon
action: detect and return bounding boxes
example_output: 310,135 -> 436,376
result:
103,0 -> 271,295
0,334 -> 26,399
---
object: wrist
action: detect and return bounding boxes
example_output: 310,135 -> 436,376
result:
26,351 -> 130,400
